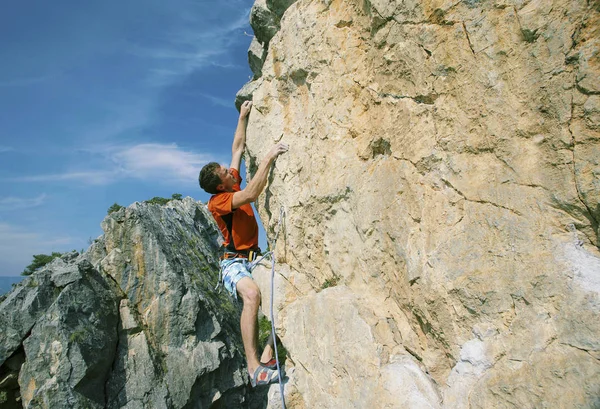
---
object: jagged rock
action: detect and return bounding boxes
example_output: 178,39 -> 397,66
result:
0,348 -> 24,409
248,0 -> 298,80
250,0 -> 280,45
241,0 -> 600,407
249,37 -> 268,79
90,197 -> 249,408
18,259 -> 120,408
105,299 -> 170,409
0,256 -> 122,407
266,0 -> 297,18
0,198 -> 255,408
236,79 -> 262,111
1,274 -> 61,365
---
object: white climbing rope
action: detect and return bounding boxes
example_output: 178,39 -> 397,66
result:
250,205 -> 287,408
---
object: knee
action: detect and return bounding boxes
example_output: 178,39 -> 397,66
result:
240,284 -> 261,307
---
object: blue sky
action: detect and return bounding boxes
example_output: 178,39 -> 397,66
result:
0,0 -> 260,276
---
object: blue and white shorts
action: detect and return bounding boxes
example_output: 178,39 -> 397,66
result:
219,258 -> 253,299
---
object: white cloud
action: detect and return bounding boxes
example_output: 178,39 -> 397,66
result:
109,143 -> 218,182
0,223 -> 75,276
10,143 -> 222,186
1,3 -> 249,187
0,194 -> 47,211
0,146 -> 14,153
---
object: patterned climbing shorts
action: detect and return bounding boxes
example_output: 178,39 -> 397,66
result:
219,258 -> 252,299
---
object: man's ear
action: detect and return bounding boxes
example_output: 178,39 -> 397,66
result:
216,184 -> 225,192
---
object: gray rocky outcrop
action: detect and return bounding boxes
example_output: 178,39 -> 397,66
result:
241,0 -> 600,408
19,259 -> 120,408
0,257 -> 120,409
0,198 -> 259,408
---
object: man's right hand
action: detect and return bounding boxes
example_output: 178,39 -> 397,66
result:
232,142 -> 290,209
268,143 -> 289,160
240,100 -> 252,119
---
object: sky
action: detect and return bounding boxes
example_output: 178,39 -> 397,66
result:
0,0 -> 262,276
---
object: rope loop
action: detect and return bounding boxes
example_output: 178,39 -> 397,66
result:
270,206 -> 286,408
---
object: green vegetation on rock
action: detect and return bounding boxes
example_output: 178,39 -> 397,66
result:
258,315 -> 287,364
69,329 -> 87,344
22,253 -> 63,276
107,203 -> 125,214
146,193 -> 184,206
321,273 -> 341,289
108,194 -> 183,214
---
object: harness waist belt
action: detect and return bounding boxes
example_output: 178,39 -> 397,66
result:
220,249 -> 261,262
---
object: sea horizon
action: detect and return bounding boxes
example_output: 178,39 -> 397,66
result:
0,276 -> 24,296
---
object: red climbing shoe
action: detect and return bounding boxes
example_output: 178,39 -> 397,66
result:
261,358 -> 277,369
251,365 -> 280,387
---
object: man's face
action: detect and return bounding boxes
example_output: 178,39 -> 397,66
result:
216,165 -> 236,191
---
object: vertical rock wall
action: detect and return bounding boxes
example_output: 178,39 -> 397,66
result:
241,0 -> 600,407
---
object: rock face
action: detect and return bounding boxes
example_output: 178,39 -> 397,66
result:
0,256 -> 121,409
240,0 -> 600,408
0,198 -> 254,408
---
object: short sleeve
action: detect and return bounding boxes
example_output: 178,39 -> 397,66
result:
208,192 -> 234,216
230,168 -> 242,185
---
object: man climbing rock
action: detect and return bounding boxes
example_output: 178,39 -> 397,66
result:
198,100 -> 288,387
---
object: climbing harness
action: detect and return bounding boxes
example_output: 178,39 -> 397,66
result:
221,249 -> 261,261
214,249 -> 260,291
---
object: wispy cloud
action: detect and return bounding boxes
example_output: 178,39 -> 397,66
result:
199,92 -> 233,108
14,171 -> 117,185
76,97 -> 154,143
0,194 -> 47,211
134,7 -> 251,87
9,143 -> 221,186
73,4 -> 251,139
0,223 -> 75,276
0,146 -> 14,153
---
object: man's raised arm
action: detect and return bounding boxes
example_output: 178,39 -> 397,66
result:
231,143 -> 288,209
230,100 -> 253,171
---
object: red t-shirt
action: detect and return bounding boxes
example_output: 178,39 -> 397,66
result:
207,168 -> 259,251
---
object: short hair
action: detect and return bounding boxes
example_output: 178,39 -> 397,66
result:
199,162 -> 222,194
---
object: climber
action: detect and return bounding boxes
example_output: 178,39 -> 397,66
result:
198,100 -> 288,387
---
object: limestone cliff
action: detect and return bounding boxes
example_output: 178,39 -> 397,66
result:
0,198 -> 263,408
240,0 -> 600,408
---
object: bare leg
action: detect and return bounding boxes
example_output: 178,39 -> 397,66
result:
261,329 -> 281,363
236,276 -> 261,375
261,342 -> 273,363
